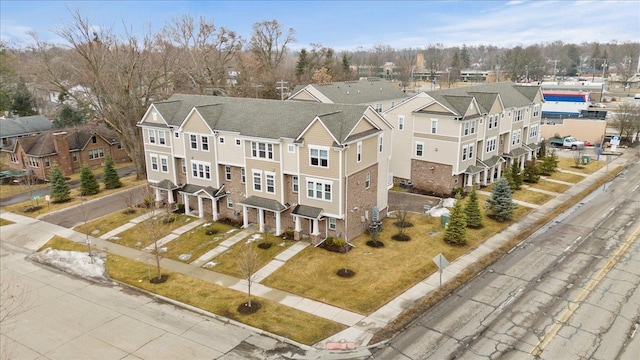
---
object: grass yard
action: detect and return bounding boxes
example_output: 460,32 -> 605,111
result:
526,179 -> 571,193
511,188 -> 554,205
74,208 -> 143,236
556,157 -> 606,174
209,233 -> 296,278
38,236 -> 345,345
1,175 -> 146,217
162,222 -> 239,262
0,218 -> 15,226
112,213 -> 192,249
546,171 -> 585,183
262,201 -> 529,315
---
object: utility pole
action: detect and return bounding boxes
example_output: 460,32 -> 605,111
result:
276,80 -> 288,101
551,60 -> 559,81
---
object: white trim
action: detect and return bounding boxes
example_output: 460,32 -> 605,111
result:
309,145 -> 329,168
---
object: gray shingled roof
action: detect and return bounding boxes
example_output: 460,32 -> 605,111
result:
503,147 -> 529,158
179,184 -> 223,198
151,94 -> 375,144
290,78 -> 408,105
291,204 -> 323,219
239,196 -> 287,212
0,116 -> 53,138
151,179 -> 179,190
479,155 -> 505,168
6,124 -> 120,156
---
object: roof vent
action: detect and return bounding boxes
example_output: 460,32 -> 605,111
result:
346,91 -> 349,95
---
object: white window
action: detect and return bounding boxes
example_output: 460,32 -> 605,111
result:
356,141 -> 362,163
253,171 -> 262,191
201,136 -> 209,151
514,110 -> 523,122
181,158 -> 186,174
378,134 -> 383,153
28,156 -> 39,167
488,116 -> 494,129
365,172 -> 370,189
462,146 -> 468,161
235,138 -> 241,146
512,129 -> 522,145
375,102 -> 383,112
307,179 -> 332,201
398,115 -> 404,131
160,155 -> 169,173
225,166 -> 231,180
190,134 -> 198,149
415,142 -> 424,157
218,136 -> 225,144
310,147 -> 328,167
150,154 -> 158,171
9,153 -> 18,163
88,148 -> 104,160
470,120 -> 476,134
227,198 -> 233,208
288,144 -> 295,153
158,131 -> 166,145
191,161 -> 211,180
292,176 -> 298,193
529,124 -> 539,137
431,119 -> 438,134
241,167 -> 246,183
44,157 -> 50,167
266,172 -> 275,194
148,129 -> 156,144
463,122 -> 470,135
175,131 -> 180,138
328,218 -> 336,230
533,105 -> 540,117
486,137 -> 497,153
251,142 -> 273,159
493,116 -> 498,128
469,144 -> 474,160
72,152 -> 78,162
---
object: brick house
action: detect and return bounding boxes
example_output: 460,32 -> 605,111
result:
138,94 -> 393,243
2,124 -> 130,181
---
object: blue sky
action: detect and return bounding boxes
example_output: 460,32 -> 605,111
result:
1,0 -> 639,50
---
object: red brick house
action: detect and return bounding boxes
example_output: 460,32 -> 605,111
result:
2,124 -> 130,181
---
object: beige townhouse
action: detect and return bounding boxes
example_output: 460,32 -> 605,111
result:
384,82 -> 543,194
288,77 -> 410,113
138,94 -> 393,244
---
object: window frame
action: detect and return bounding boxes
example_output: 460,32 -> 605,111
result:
241,167 -> 246,183
415,142 -> 424,157
191,160 -> 211,180
378,134 -> 383,153
225,166 -> 232,181
235,138 -> 241,146
158,130 -> 166,145
398,115 -> 404,131
365,171 -> 370,189
251,141 -> 274,160
150,154 -> 159,171
252,170 -> 262,192
356,141 -> 362,163
9,153 -> 18,163
328,217 -> 336,230
160,155 -> 169,173
306,179 -> 332,201
309,146 -> 329,168
486,137 -> 497,153
148,129 -> 156,144
190,134 -> 198,150
292,175 -> 298,193
201,135 -> 209,151
288,144 -> 295,153
431,119 -> 438,134
265,172 -> 276,194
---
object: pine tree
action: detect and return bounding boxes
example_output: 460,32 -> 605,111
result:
79,164 -> 100,196
538,141 -> 547,158
295,48 -> 309,81
540,149 -> 559,176
510,161 -> 523,190
464,188 -> 482,228
10,78 -> 37,116
502,163 -> 516,190
523,160 -> 541,183
485,178 -> 517,222
49,165 -> 70,203
444,193 -> 467,245
102,157 -> 122,189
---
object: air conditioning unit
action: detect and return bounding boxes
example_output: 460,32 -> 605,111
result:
372,206 -> 380,222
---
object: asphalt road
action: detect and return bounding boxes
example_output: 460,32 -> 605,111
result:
371,159 -> 640,359
0,165 -> 137,206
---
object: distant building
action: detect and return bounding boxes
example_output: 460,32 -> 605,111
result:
0,115 -> 53,149
541,90 -> 592,118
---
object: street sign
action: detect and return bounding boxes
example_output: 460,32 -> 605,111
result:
45,195 -> 51,202
32,195 -> 41,200
432,253 -> 449,287
610,136 -> 620,146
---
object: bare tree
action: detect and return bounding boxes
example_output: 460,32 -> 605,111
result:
237,243 -> 259,309
248,20 -> 296,85
1,274 -> 36,360
31,10 -> 177,180
612,102 -> 640,141
76,197 -> 94,258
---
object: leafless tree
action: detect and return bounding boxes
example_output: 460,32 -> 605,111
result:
248,20 -> 296,85
612,102 -> 640,141
1,274 -> 36,360
76,197 -> 94,258
237,243 -> 259,308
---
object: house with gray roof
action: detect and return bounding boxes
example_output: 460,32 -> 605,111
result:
0,115 -> 53,149
2,123 -> 129,181
288,78 -> 409,113
138,94 -> 393,243
384,81 -> 543,193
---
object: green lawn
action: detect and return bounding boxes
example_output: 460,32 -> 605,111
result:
162,222 -> 239,262
112,213 -> 192,248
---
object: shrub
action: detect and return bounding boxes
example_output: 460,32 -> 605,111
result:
79,164 -> 100,196
49,165 -> 70,203
102,156 -> 122,189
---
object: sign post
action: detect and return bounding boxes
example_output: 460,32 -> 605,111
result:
432,253 -> 449,287
45,195 -> 51,211
610,135 -> 620,153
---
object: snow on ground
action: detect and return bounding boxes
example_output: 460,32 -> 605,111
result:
428,207 -> 450,217
28,248 -> 112,284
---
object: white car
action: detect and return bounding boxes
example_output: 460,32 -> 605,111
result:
634,94 -> 640,99
589,103 -> 606,108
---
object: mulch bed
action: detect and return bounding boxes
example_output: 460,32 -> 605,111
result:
394,221 -> 414,228
150,274 -> 169,284
319,242 -> 353,253
257,242 -> 272,249
336,268 -> 356,278
237,301 -> 261,314
366,240 -> 385,248
392,234 -> 411,241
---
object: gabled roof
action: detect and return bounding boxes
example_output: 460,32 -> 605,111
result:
151,94 -> 375,144
0,116 -> 53,139
426,82 -> 539,110
289,78 -> 408,105
6,124 -> 120,156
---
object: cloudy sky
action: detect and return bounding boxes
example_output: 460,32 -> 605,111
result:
1,0 -> 638,50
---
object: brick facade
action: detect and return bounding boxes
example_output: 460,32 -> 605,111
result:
344,164 -> 379,241
411,159 -> 458,194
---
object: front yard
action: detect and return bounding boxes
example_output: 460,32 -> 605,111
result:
111,213 -> 192,248
162,221 -> 238,262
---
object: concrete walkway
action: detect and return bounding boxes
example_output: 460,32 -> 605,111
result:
1,150 -> 634,356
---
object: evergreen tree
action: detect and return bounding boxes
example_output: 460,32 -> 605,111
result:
79,164 -> 100,196
464,188 -> 482,228
444,193 -> 467,245
49,165 -> 70,203
523,160 -> 541,183
102,156 -> 122,189
538,140 -> 547,158
341,54 -> 351,80
502,163 -> 516,190
53,104 -> 86,128
10,78 -> 37,116
485,178 -> 517,222
460,44 -> 471,68
540,149 -> 559,176
510,161 -> 523,190
295,48 -> 309,81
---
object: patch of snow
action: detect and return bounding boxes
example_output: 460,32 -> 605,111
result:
28,249 -> 111,284
91,230 -> 100,235
213,236 -> 222,241
159,247 -> 168,253
246,234 -> 262,243
178,253 -> 192,261
109,236 -> 121,241
279,242 -> 286,247
429,207 -> 450,217
442,198 -> 456,208
203,261 -> 218,268
202,222 -> 212,227
134,241 -> 143,248
225,229 -> 237,234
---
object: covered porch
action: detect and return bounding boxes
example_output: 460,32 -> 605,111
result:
503,147 -> 529,170
178,184 -> 226,221
291,204 -> 326,246
239,196 -> 290,236
478,155 -> 505,186
150,179 -> 180,210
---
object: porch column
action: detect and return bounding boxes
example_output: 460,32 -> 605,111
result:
275,211 -> 281,236
258,209 -> 265,232
475,172 -> 481,186
312,219 -> 320,235
520,156 -> 525,170
294,215 -> 301,232
155,187 -> 162,201
242,205 -> 249,228
183,193 -> 189,215
497,162 -> 503,178
167,190 -> 175,204
482,168 -> 489,186
197,196 -> 204,218
211,197 -> 219,221
466,174 -> 472,187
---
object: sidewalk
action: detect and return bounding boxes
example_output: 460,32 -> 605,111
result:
0,150 -> 633,357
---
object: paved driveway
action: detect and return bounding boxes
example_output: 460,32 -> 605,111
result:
388,190 -> 441,213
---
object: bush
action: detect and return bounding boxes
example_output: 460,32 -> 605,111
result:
102,157 -> 122,189
79,164 -> 100,196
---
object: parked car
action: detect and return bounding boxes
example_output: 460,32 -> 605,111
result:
589,103 -> 606,108
634,93 -> 640,99
548,136 -> 586,150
